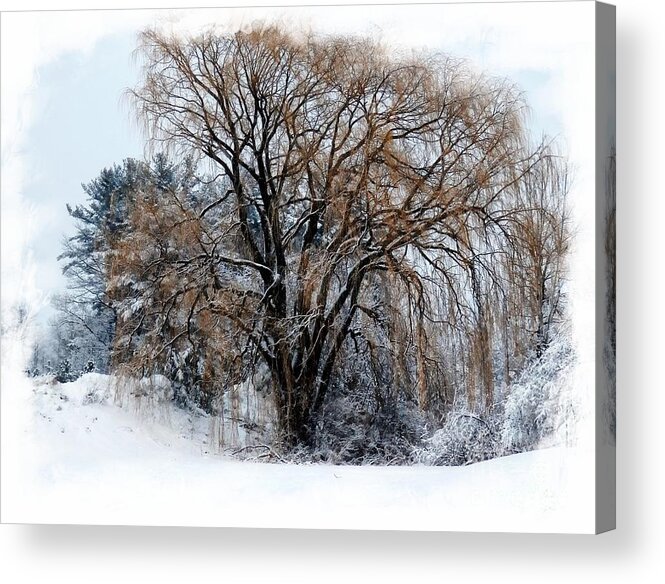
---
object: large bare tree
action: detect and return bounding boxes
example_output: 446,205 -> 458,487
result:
117,26 -> 569,446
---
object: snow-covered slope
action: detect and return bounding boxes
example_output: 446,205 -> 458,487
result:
1,371 -> 596,532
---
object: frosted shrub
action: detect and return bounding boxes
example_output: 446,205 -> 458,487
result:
415,327 -> 576,466
501,326 -> 576,453
309,393 -> 426,465
414,409 -> 501,466
55,359 -> 76,383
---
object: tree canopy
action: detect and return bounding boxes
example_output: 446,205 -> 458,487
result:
81,25 -> 574,451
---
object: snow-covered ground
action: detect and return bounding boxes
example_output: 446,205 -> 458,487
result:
1,368 -> 597,533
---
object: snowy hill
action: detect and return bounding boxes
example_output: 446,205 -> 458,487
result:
1,371 -> 596,532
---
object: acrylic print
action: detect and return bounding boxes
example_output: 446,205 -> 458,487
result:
0,1 -> 615,533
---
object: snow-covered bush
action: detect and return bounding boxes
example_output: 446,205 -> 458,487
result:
55,359 -> 76,383
414,327 -> 576,466
53,372 -> 112,405
414,409 -> 501,466
307,392 -> 426,465
501,326 -> 577,453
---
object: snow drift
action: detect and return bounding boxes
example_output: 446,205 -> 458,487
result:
1,370 -> 596,532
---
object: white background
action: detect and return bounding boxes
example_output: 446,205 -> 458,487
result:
0,0 -> 661,582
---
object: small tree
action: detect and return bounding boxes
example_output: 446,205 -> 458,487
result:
54,156 -> 204,376
56,359 -> 75,383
